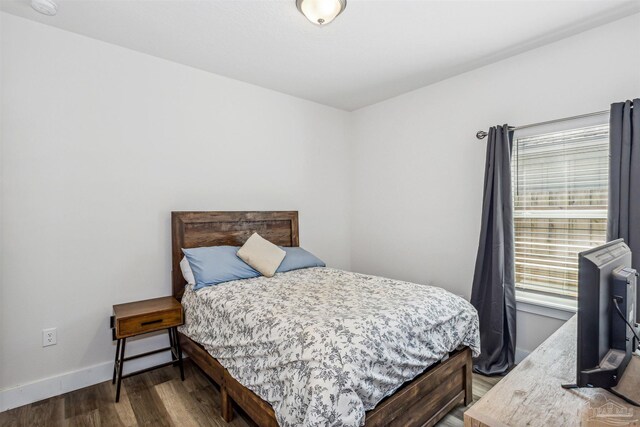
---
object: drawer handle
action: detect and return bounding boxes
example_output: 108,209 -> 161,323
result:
141,319 -> 163,327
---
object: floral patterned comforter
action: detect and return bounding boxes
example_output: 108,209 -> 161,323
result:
179,267 -> 480,427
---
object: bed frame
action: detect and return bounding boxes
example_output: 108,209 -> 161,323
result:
172,211 -> 473,427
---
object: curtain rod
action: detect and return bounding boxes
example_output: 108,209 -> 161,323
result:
475,109 -> 612,140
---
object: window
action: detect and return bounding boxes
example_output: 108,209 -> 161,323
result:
512,117 -> 609,299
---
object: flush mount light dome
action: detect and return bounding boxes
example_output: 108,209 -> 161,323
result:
296,0 -> 346,26
31,0 -> 57,16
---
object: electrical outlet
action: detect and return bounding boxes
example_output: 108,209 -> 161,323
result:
42,328 -> 57,347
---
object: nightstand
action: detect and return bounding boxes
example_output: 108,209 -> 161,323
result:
110,296 -> 184,402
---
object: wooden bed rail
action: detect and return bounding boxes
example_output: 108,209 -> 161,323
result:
180,331 -> 472,427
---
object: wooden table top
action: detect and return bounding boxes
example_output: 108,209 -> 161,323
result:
113,296 -> 181,320
464,315 -> 640,427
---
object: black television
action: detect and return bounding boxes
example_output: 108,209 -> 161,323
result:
567,239 -> 638,393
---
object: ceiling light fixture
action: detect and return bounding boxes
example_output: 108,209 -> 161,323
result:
31,0 -> 57,16
296,0 -> 346,26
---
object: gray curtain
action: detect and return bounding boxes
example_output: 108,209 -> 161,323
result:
470,125 -> 516,376
608,99 -> 640,314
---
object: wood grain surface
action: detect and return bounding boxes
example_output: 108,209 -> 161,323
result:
464,315 -> 640,427
0,359 -> 501,427
113,297 -> 183,339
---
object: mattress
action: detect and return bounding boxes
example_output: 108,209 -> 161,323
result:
179,267 -> 480,427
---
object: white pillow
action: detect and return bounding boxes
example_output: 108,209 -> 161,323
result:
180,256 -> 196,285
237,233 -> 286,277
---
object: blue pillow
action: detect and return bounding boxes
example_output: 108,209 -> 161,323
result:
182,246 -> 260,290
276,247 -> 326,273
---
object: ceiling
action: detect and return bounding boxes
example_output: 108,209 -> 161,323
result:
2,0 -> 639,111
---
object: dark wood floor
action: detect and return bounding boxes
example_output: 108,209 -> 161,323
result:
0,360 -> 501,427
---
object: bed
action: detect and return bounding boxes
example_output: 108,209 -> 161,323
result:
172,211 -> 479,427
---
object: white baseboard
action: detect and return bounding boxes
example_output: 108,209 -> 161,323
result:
515,347 -> 531,364
0,335 -> 174,412
0,360 -> 114,412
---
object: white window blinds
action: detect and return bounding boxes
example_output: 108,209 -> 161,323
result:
512,119 -> 609,298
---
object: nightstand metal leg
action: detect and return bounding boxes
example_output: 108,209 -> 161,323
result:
115,337 -> 126,402
112,338 -> 121,384
168,328 -> 178,366
174,327 -> 185,381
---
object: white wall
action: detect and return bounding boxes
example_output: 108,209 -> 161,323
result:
349,14 -> 640,357
0,12 -> 351,408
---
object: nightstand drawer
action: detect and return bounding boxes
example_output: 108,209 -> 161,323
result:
115,308 -> 183,338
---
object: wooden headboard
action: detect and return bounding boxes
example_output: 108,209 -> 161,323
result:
171,211 -> 299,299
